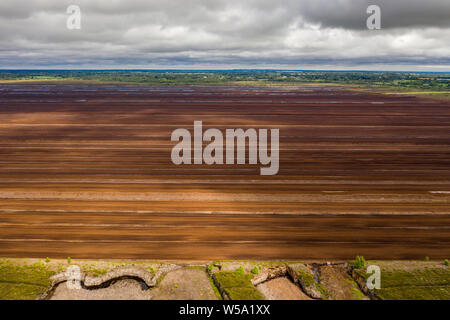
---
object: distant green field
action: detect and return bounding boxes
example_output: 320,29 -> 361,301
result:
0,70 -> 449,92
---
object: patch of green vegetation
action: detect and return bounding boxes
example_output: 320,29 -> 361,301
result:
235,266 -> 245,275
215,272 -> 254,288
81,264 -> 108,277
156,273 -> 166,286
67,257 -> 71,264
45,257 -> 50,263
1,70 -> 448,94
0,263 -> 55,300
295,269 -> 330,299
381,269 -> 450,288
425,256 -> 430,262
377,285 -> 450,300
207,275 -> 223,300
250,266 -> 259,275
344,278 -> 366,300
76,260 -> 159,277
444,260 -> 449,267
353,269 -> 370,280
296,269 -> 315,287
352,256 -> 366,269
363,267 -> 450,300
214,271 -> 264,300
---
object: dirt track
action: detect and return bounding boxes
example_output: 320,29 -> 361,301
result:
0,84 -> 449,259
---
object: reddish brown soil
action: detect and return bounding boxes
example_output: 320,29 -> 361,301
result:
0,84 -> 449,259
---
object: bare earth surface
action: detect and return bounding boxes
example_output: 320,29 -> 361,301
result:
0,84 -> 449,259
148,268 -> 218,300
51,267 -> 218,300
319,265 -> 365,300
256,277 -> 311,300
51,279 -> 150,300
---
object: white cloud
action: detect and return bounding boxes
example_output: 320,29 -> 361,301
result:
0,0 -> 448,70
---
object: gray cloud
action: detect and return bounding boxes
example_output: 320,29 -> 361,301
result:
0,0 -> 449,70
297,0 -> 450,29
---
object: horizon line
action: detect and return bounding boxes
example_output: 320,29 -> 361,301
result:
0,69 -> 449,73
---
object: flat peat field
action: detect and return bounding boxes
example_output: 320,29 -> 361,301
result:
0,84 -> 449,260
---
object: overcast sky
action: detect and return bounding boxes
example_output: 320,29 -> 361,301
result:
0,0 -> 449,71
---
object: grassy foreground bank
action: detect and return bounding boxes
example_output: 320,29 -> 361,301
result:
0,258 -> 448,300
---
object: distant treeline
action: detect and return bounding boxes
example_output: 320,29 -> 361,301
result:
0,70 -> 449,90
